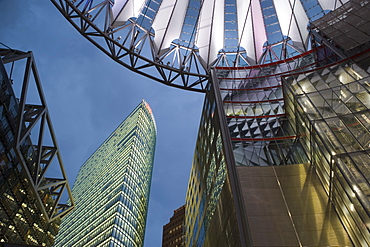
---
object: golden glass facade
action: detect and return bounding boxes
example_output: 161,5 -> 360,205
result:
284,59 -> 370,246
54,100 -> 156,247
185,3 -> 370,244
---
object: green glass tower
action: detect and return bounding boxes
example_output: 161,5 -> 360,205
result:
54,100 -> 156,247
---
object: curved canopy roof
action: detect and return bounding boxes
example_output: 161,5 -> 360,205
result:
112,0 -> 345,64
52,0 -> 348,91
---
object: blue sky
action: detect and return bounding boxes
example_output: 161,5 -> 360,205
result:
0,1 -> 204,245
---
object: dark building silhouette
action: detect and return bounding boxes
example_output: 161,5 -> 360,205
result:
0,49 -> 74,246
162,205 -> 185,247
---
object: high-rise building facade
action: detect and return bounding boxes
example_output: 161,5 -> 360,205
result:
162,205 -> 185,247
185,1 -> 370,246
54,100 -> 156,247
0,49 -> 74,246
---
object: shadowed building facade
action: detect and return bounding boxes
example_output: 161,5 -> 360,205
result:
54,100 -> 156,247
162,205 -> 185,247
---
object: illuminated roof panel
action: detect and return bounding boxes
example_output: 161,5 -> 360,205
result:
120,0 -> 346,63
152,0 -> 188,55
197,0 -> 224,67
111,0 -> 146,24
52,0 -> 349,91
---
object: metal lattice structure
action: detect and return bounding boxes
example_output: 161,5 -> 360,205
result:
50,0 -> 350,92
0,49 -> 74,222
51,0 -> 209,92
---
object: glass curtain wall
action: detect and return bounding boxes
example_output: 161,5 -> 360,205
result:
185,82 -> 250,247
214,47 -> 338,167
186,44 -> 370,246
284,60 -> 370,246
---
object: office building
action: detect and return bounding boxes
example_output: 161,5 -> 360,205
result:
54,100 -> 156,247
0,49 -> 74,246
185,1 -> 370,246
52,0 -> 370,246
162,205 -> 185,247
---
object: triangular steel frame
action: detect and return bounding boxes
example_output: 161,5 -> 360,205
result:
0,49 -> 75,222
51,0 -> 209,92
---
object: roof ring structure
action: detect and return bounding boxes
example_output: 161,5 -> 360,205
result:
51,0 -> 348,92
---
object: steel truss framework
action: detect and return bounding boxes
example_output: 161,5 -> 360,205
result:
50,0 -> 351,93
0,49 -> 74,222
50,0 -> 209,92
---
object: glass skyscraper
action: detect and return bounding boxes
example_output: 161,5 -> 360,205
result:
54,100 -> 156,247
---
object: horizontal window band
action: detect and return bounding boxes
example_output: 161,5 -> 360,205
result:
223,98 -> 284,104
219,85 -> 282,90
216,59 -> 317,80
214,47 -> 370,78
214,54 -> 338,81
226,113 -> 286,118
217,46 -> 368,72
215,47 -> 319,70
231,135 -> 297,141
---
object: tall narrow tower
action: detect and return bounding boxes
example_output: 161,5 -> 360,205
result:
54,100 -> 156,247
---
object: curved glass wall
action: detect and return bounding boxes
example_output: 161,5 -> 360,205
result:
215,46 -> 339,166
